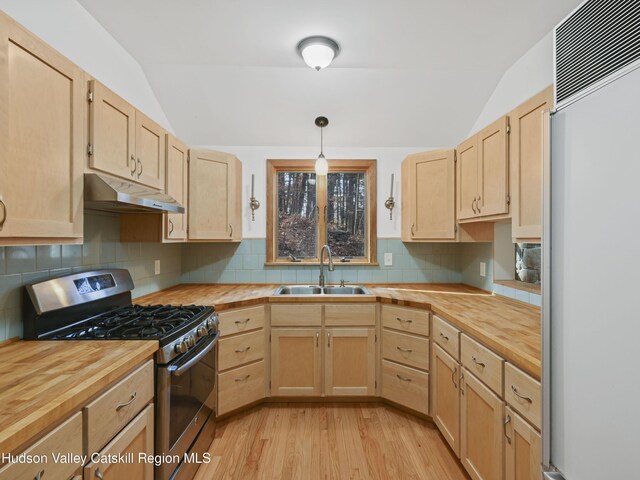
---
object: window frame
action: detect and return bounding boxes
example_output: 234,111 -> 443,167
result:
266,159 -> 377,266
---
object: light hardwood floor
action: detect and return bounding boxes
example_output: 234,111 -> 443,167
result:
195,403 -> 470,480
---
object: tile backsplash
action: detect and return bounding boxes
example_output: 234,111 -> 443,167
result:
0,220 -> 542,342
180,239 -> 464,285
0,212 -> 182,341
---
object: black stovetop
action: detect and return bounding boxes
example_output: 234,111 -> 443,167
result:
43,304 -> 211,343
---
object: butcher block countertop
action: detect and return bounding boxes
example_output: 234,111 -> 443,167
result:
137,283 -> 541,379
0,340 -> 157,456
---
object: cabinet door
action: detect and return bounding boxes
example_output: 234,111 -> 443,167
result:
510,86 -> 553,241
0,13 -> 83,241
477,116 -> 509,217
270,328 -> 321,396
456,136 -> 479,221
88,80 -> 137,181
188,149 -> 240,240
431,344 -> 460,457
504,407 -> 541,480
404,150 -> 456,240
83,404 -> 154,480
164,134 -> 188,241
324,327 -> 376,396
460,368 -> 504,480
134,111 -> 165,189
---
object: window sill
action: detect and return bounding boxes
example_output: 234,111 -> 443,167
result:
264,261 -> 379,267
494,280 -> 541,294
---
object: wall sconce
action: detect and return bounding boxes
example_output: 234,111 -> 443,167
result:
384,173 -> 395,220
250,174 -> 260,221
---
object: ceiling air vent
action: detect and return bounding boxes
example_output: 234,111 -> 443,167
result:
554,0 -> 640,109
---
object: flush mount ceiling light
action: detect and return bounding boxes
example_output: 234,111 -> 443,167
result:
315,116 -> 329,176
297,36 -> 340,71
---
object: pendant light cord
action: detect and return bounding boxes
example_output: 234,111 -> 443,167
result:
320,126 -> 324,156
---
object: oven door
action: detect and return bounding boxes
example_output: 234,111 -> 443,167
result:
156,332 -> 218,480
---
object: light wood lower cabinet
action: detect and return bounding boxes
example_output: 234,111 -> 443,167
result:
270,328 -> 322,396
460,368 -> 505,480
504,407 -> 541,480
218,360 -> 265,416
0,412 -> 82,480
83,404 -> 154,480
381,360 -> 429,415
324,327 -> 375,396
431,344 -> 460,457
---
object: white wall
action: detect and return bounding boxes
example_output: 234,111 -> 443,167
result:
0,0 -> 173,131
198,146 -> 437,239
468,32 -> 554,135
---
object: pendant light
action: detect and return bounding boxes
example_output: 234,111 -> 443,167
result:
315,116 -> 329,176
297,36 -> 340,71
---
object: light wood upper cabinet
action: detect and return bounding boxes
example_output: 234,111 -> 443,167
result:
457,115 -> 510,222
134,111 -> 165,189
431,344 -> 461,457
88,80 -> 165,190
510,86 -> 553,242
402,149 -> 456,241
457,136 -> 479,221
504,407 -> 541,480
164,134 -> 188,241
270,328 -> 322,396
88,80 -> 136,181
83,405 -> 154,480
0,12 -> 83,244
324,327 -> 376,396
460,368 -> 505,480
188,149 -> 242,241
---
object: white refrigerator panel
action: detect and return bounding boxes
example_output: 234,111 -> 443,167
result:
550,66 -> 640,479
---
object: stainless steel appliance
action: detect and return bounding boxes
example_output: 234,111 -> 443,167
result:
24,269 -> 218,480
544,1 -> 640,479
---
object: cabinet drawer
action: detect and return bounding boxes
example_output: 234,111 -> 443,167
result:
433,315 -> 460,359
382,328 -> 429,371
381,305 -> 430,337
271,304 -> 322,326
325,304 -> 376,326
0,412 -> 82,480
84,360 -> 154,455
460,334 -> 504,396
218,329 -> 265,371
218,360 -> 265,415
218,305 -> 265,336
504,363 -> 541,430
382,360 -> 429,415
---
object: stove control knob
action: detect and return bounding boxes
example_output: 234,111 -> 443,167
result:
206,315 -> 219,330
197,326 -> 208,338
174,341 -> 188,354
186,335 -> 196,348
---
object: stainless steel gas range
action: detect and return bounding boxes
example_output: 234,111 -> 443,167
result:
23,269 -> 218,480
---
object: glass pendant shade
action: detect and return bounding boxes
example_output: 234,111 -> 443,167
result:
315,153 -> 329,176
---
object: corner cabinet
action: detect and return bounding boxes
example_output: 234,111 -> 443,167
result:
457,116 -> 510,222
0,12 -> 84,245
88,79 -> 165,190
510,86 -> 553,242
401,150 -> 456,241
188,149 -> 242,241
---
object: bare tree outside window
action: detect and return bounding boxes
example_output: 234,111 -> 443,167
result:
277,172 -> 317,258
327,172 -> 366,257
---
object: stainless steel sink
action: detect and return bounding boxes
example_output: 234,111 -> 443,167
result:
274,286 -> 323,295
322,286 -> 371,295
274,285 -> 372,295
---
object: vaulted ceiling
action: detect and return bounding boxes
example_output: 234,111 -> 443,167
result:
78,0 -> 580,147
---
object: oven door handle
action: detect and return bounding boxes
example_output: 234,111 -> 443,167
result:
170,333 -> 219,377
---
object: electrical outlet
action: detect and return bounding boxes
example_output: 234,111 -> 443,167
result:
480,262 -> 486,277
384,253 -> 393,266
154,260 -> 161,275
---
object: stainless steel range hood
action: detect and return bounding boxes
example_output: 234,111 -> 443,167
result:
84,173 -> 185,214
